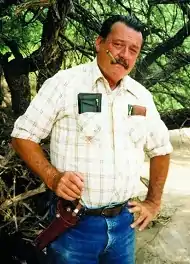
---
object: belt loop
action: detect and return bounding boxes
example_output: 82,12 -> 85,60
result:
121,202 -> 127,211
101,207 -> 106,216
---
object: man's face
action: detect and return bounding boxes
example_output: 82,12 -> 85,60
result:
95,22 -> 143,85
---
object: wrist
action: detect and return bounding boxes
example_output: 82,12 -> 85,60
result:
51,171 -> 64,191
45,169 -> 63,191
144,198 -> 161,208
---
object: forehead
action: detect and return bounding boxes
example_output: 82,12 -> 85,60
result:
108,22 -> 143,46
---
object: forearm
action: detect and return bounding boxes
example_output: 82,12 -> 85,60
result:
146,154 -> 170,206
11,138 -> 59,190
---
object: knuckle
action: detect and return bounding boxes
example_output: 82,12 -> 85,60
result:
71,183 -> 77,190
64,171 -> 70,179
141,211 -> 146,216
62,194 -> 67,200
55,190 -> 60,197
70,173 -> 75,179
68,189 -> 76,197
64,195 -> 71,201
60,174 -> 65,182
139,217 -> 144,222
57,180 -> 62,188
56,190 -> 63,198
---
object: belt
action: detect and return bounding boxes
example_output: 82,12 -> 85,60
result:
34,199 -> 129,250
76,200 -> 129,217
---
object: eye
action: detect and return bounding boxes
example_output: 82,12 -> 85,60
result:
130,48 -> 138,54
113,42 -> 122,48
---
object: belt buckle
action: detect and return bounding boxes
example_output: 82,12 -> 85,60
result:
101,207 -> 108,216
101,204 -> 116,216
101,202 -> 127,217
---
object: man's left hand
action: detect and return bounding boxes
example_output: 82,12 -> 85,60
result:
128,200 -> 160,231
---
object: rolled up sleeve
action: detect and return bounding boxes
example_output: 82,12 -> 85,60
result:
11,73 -> 63,143
144,94 -> 173,158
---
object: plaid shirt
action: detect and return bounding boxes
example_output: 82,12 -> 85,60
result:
11,59 -> 173,208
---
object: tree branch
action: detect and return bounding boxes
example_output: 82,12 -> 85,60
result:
142,53 -> 190,88
135,20 -> 190,81
1,37 -> 23,59
61,35 -> 94,58
114,0 -> 132,14
149,0 -> 190,4
69,3 -> 101,34
15,0 -> 52,15
0,0 -> 24,10
0,184 -> 46,210
179,3 -> 190,19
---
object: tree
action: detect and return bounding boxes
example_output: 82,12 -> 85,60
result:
0,0 -> 189,128
0,0 -> 73,115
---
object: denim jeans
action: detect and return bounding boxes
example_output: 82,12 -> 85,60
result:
47,207 -> 135,264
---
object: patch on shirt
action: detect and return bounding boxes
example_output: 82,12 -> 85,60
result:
128,104 -> 146,116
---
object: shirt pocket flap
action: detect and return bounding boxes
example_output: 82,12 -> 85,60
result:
77,112 -> 103,137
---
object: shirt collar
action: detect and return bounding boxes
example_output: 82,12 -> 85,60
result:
121,76 -> 139,99
90,58 -> 104,91
90,58 -> 139,98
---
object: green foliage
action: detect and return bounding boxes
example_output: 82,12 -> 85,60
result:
0,0 -> 190,112
0,6 -> 43,56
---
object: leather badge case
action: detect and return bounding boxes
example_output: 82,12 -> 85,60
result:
78,93 -> 102,114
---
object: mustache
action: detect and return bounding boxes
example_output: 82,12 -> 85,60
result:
106,50 -> 129,70
114,57 -> 129,70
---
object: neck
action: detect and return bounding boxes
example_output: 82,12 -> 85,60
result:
107,79 -> 118,90
102,72 -> 121,90
98,66 -> 119,90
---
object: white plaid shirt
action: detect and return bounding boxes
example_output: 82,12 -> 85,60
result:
11,59 -> 173,208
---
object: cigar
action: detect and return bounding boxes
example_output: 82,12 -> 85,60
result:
106,50 -> 117,64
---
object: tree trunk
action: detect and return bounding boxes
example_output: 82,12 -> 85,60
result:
2,54 -> 30,116
0,64 -> 3,105
0,0 -> 72,115
36,0 -> 73,90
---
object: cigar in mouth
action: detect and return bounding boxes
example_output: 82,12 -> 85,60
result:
106,50 -> 117,64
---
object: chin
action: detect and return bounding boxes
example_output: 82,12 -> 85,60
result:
113,68 -> 129,78
113,74 -> 126,82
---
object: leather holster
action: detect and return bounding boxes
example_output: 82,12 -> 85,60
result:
34,199 -> 81,250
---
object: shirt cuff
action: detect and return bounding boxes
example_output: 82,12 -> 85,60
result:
11,128 -> 41,143
146,142 -> 173,158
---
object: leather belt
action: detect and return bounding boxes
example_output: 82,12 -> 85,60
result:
77,200 -> 129,217
34,199 -> 129,250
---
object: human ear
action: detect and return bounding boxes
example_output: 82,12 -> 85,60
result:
95,36 -> 103,52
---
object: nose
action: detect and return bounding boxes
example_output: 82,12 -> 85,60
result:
119,46 -> 129,59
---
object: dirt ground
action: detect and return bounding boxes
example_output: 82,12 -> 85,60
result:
136,128 -> 190,264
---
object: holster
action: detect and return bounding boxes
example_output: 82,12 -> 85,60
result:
34,199 -> 80,250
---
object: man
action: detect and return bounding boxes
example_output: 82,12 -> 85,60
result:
11,15 -> 173,264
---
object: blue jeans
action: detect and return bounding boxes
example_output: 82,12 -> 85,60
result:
47,207 -> 135,264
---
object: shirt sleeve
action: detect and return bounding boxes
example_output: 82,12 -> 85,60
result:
11,73 -> 63,143
144,94 -> 173,158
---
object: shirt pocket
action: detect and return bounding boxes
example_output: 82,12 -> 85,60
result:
126,115 -> 147,147
77,112 -> 103,140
